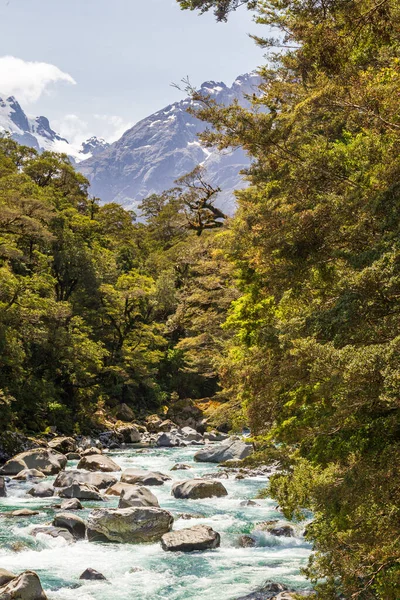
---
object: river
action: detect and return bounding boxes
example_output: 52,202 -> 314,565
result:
0,444 -> 311,599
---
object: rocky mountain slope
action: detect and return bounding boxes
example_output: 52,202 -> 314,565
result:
78,73 -> 261,214
0,95 -> 107,161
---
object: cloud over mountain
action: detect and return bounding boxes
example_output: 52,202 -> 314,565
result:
0,56 -> 75,104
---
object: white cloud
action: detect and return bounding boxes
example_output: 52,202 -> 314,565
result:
53,113 -> 93,148
54,113 -> 133,152
0,56 -> 76,104
94,114 -> 133,142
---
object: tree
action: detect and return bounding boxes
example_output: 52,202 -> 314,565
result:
182,0 -> 400,596
177,0 -> 257,21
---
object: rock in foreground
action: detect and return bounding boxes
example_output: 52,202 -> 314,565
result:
194,440 -> 253,463
87,506 -> 173,543
172,479 -> 228,500
0,570 -> 47,599
161,524 -> 220,552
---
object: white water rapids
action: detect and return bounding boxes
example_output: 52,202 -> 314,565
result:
0,445 -> 312,599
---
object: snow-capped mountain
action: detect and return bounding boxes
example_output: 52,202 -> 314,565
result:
80,136 -> 110,157
0,95 -> 105,161
78,73 -> 261,215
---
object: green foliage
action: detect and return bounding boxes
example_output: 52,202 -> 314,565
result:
177,0 -> 257,21
0,137 -> 235,432
181,0 -> 400,596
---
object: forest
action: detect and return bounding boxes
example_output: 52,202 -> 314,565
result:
1,0 -> 399,597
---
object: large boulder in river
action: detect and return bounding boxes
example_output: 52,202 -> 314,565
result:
117,425 -> 141,443
87,506 -> 173,543
156,432 -> 183,447
58,483 -> 103,501
54,470 -> 117,490
27,483 -> 54,498
181,427 -> 203,442
0,570 -> 47,599
0,476 -> 6,497
118,486 -> 159,508
53,513 -> 86,539
161,524 -> 220,552
48,437 -> 77,454
194,440 -> 253,463
0,448 -> 67,476
77,454 -> 121,472
172,479 -> 228,500
120,469 -> 171,486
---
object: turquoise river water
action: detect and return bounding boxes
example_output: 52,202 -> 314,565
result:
0,445 -> 312,599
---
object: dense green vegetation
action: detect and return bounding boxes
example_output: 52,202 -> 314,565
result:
179,0 -> 400,598
0,141 -> 233,433
1,0 -> 399,595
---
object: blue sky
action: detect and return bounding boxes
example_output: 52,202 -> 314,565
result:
0,0 -> 264,144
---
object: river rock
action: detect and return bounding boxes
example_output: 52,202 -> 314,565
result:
81,447 -> 102,456
66,452 -> 81,460
27,483 -> 54,498
8,509 -> 40,517
0,570 -> 47,599
172,479 -> 228,500
145,414 -> 163,433
0,476 -> 6,497
0,569 -> 16,586
161,524 -> 220,552
77,454 -> 121,473
54,470 -> 117,490
48,436 -> 77,454
240,500 -> 260,507
14,469 -> 45,481
117,425 -> 141,443
60,498 -> 83,510
120,469 -> 171,486
79,568 -> 107,581
104,482 -> 134,496
204,431 -> 229,442
254,521 -> 295,537
58,483 -> 103,501
118,486 -> 159,508
158,419 -> 178,432
238,534 -> 256,548
236,582 -> 289,600
0,448 -> 67,476
181,427 -> 203,442
194,440 -> 253,463
53,513 -> 86,539
87,506 -> 173,543
156,432 -> 182,447
31,526 -> 75,543
170,464 -> 192,471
